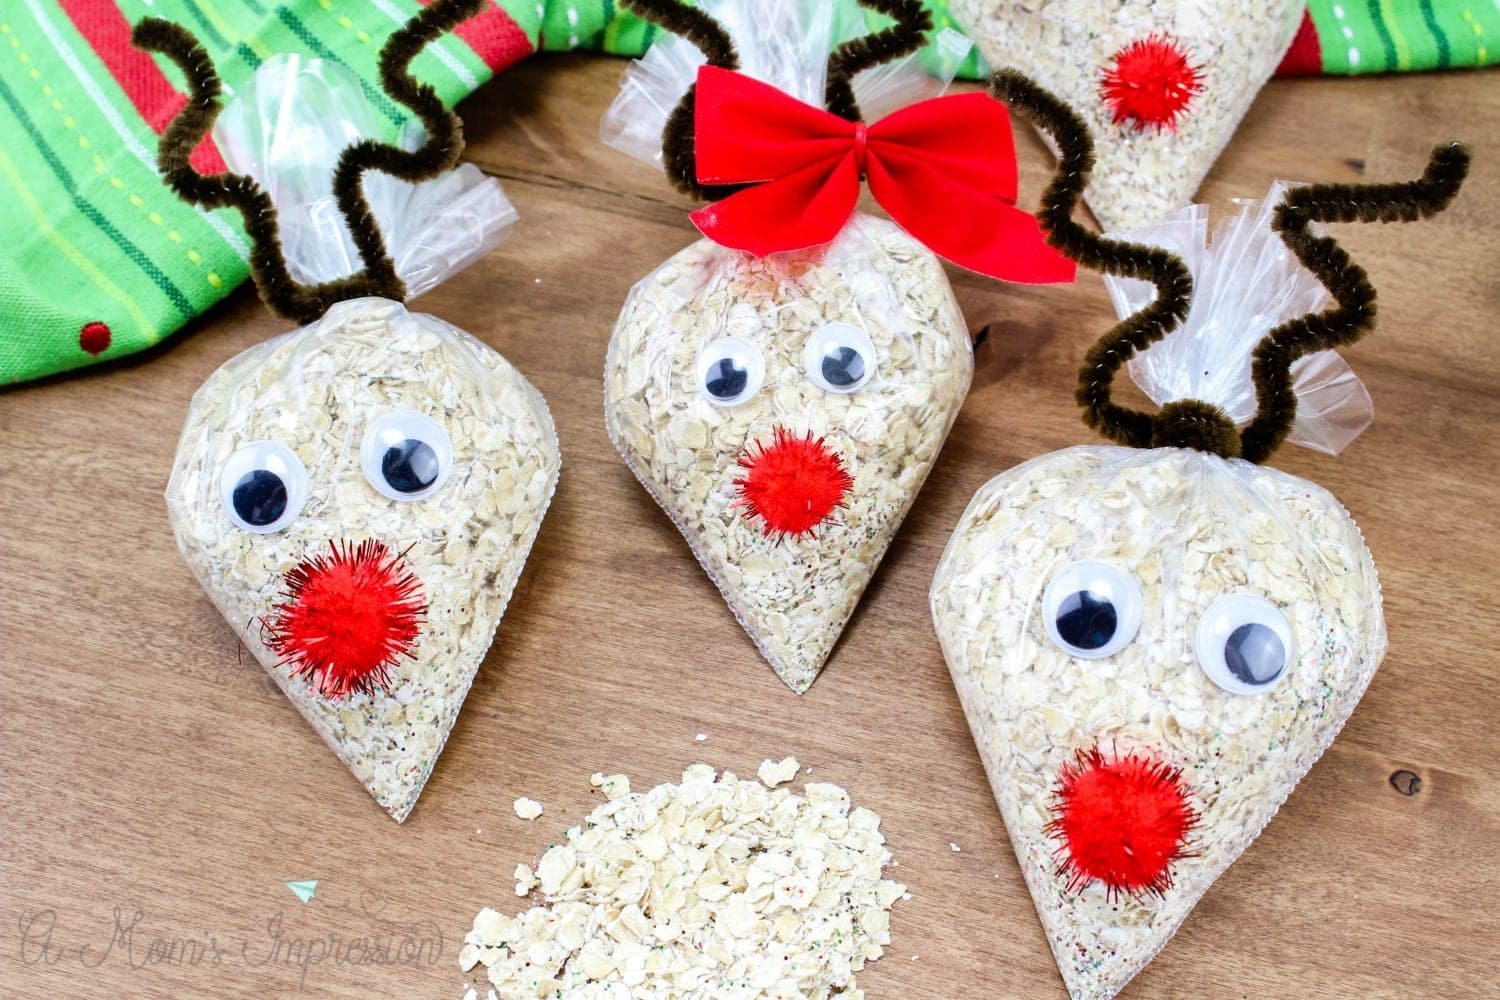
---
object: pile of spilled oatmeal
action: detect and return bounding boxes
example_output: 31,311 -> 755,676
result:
461,764 -> 906,998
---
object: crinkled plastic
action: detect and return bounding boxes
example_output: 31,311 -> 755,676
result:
930,444 -> 1386,999
1105,183 -> 1374,454
167,298 -> 560,821
601,0 -> 974,169
214,53 -> 517,298
949,0 -> 1303,230
605,214 -> 973,693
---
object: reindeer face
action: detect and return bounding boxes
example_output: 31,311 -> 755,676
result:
167,298 -> 559,820
606,214 -> 973,692
931,444 -> 1386,999
950,0 -> 1304,230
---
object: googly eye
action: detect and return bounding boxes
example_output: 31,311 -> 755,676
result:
1042,560 -> 1144,659
803,323 -> 876,393
1194,594 -> 1295,695
696,336 -> 765,407
361,411 -> 453,501
219,441 -> 308,533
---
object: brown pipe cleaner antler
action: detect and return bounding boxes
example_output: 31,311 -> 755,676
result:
824,0 -> 933,122
132,0 -> 482,325
1237,143 -> 1470,463
619,0 -> 741,201
991,69 -> 1469,462
987,71 -> 1213,455
621,0 -> 933,198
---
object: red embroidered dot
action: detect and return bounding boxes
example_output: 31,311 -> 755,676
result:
1046,747 -> 1198,899
1100,34 -> 1203,132
79,321 -> 111,356
734,427 -> 853,539
267,540 -> 426,698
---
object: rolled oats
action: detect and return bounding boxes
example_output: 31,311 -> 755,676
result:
757,756 -> 800,788
464,765 -> 905,998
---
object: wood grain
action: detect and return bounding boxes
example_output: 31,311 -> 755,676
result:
2,55 -> 1497,999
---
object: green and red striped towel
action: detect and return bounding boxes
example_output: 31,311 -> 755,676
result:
1278,0 -> 1498,74
0,0 -> 533,385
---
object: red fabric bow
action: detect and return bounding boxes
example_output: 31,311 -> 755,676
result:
689,65 -> 1076,285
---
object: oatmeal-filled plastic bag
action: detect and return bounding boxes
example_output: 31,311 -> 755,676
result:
134,0 -> 559,822
949,0 -> 1305,230
929,72 -> 1469,1000
602,0 -> 1074,693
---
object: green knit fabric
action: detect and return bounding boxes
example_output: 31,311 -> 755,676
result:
1307,0 -> 1499,73
0,0 -> 977,385
0,0 -> 507,385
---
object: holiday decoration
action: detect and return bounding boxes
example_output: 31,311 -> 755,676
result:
139,0 -> 560,821
602,0 -> 1072,693
929,71 -> 1468,999
948,0 -> 1305,230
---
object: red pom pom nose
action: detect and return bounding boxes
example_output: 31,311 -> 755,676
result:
267,540 -> 426,698
1100,33 -> 1203,131
1047,747 -> 1198,898
734,427 -> 853,538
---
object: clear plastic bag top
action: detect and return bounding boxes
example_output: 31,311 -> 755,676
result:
1104,183 -> 1374,455
214,53 -> 517,299
931,443 -> 1387,998
601,0 -> 975,170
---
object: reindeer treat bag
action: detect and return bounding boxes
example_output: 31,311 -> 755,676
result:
136,0 -> 559,821
602,0 -> 1073,693
929,74 -> 1469,999
950,0 -> 1304,230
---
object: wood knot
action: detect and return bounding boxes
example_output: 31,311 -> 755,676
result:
1389,769 -> 1422,796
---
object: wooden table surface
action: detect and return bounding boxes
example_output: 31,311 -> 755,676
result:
3,54 -> 1498,999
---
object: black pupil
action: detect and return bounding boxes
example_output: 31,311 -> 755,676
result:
381,438 -> 440,494
704,356 -> 749,400
232,468 -> 288,527
1225,623 -> 1285,685
1055,590 -> 1118,651
821,345 -> 866,388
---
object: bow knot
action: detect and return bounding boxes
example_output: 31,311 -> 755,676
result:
688,66 -> 1075,285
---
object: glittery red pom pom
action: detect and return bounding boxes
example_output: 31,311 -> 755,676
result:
267,540 -> 426,698
734,427 -> 853,539
1101,34 -> 1203,132
1046,747 -> 1198,899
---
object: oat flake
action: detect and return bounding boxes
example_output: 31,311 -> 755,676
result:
757,756 -> 800,788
